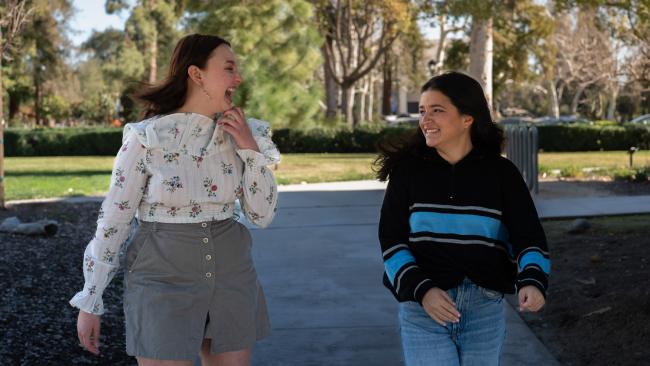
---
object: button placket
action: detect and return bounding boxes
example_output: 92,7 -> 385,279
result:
202,224 -> 215,280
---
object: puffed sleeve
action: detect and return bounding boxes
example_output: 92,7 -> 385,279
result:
69,128 -> 149,315
235,118 -> 281,228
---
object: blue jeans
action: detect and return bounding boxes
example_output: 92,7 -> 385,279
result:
398,278 -> 506,366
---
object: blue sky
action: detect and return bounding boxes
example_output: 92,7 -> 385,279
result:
68,0 -> 129,46
67,0 -> 438,47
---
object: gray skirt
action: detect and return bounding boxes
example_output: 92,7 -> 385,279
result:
123,218 -> 271,360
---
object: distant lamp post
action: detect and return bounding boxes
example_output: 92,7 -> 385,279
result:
628,146 -> 639,168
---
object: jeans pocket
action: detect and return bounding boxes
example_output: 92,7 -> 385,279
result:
479,286 -> 504,302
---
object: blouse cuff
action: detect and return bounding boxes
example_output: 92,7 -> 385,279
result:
69,288 -> 105,315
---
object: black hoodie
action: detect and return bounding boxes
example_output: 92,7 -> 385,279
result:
378,147 -> 550,304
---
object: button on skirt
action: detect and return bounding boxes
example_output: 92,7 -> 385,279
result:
123,218 -> 271,360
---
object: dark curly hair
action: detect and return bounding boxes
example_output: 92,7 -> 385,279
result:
374,71 -> 504,181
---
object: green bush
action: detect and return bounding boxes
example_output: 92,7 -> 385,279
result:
612,167 -> 650,182
537,124 -> 650,151
4,123 -> 650,156
4,128 -> 123,156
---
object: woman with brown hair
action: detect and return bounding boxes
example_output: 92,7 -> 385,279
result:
70,34 -> 280,366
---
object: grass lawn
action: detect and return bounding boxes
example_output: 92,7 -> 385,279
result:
539,150 -> 650,177
4,151 -> 650,201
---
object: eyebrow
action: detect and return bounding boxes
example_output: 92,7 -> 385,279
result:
225,60 -> 236,66
419,104 -> 446,109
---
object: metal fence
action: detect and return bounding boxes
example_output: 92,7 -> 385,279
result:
504,123 -> 539,194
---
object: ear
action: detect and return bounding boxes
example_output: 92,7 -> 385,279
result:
187,65 -> 203,86
463,115 -> 474,129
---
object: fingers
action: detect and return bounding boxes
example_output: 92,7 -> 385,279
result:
91,321 -> 101,352
77,311 -> 101,355
222,108 -> 245,125
79,331 -> 100,355
423,288 -> 461,326
518,287 -> 545,312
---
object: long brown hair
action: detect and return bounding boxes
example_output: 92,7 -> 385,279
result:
133,34 -> 231,119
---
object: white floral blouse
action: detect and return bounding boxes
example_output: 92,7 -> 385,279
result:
69,112 -> 280,315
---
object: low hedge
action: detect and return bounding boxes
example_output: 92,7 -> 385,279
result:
3,123 -> 650,156
4,128 -> 123,156
536,124 -> 650,151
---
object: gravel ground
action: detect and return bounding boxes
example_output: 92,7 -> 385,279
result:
0,202 -> 133,366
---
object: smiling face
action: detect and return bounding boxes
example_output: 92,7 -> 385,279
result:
419,89 -> 473,152
191,44 -> 242,113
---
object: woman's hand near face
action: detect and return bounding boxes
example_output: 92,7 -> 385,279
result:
421,287 -> 461,326
217,107 -> 260,152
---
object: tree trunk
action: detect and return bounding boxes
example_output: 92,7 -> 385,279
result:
382,51 -> 392,116
571,84 -> 587,115
341,84 -> 355,126
322,43 -> 338,119
359,87 -> 366,123
469,16 -> 493,112
547,79 -> 560,118
34,66 -> 41,126
0,30 -> 5,209
8,92 -> 19,121
359,76 -> 371,123
398,84 -> 407,114
431,14 -> 449,75
606,85 -> 618,121
367,74 -> 374,122
148,29 -> 158,83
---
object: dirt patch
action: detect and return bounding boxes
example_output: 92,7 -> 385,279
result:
515,215 -> 650,366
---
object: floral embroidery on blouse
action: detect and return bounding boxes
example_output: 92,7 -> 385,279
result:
103,226 -> 118,238
191,125 -> 203,137
203,178 -> 218,197
189,200 -> 202,218
148,202 -> 160,217
191,147 -> 207,168
245,157 -> 255,169
114,200 -> 131,211
102,248 -> 116,263
169,124 -> 180,139
249,181 -> 260,195
166,206 -> 179,216
85,255 -> 95,273
114,168 -> 126,188
163,151 -> 180,164
162,176 -> 183,192
221,162 -> 234,175
135,159 -> 146,174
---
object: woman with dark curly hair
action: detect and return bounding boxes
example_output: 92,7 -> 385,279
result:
376,71 -> 549,366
